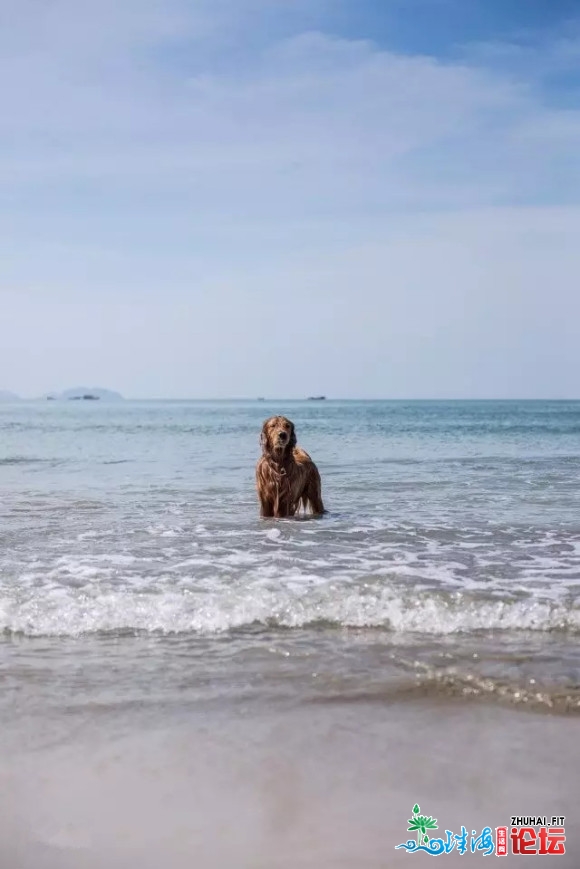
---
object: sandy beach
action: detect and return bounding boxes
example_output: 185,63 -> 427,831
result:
2,696 -> 578,867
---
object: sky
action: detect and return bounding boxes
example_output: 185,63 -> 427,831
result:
1,0 -> 579,399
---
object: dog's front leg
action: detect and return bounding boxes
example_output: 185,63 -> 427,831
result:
259,496 -> 275,518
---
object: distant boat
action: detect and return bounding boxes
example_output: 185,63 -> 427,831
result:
307,395 -> 326,401
257,397 -> 265,401
45,387 -> 124,402
54,386 -> 123,401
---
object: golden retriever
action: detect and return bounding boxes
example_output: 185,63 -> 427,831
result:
256,416 -> 325,518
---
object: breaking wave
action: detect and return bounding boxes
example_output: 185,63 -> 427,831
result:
2,583 -> 579,637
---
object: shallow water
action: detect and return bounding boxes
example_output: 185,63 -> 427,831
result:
2,399 -> 580,865
1,399 -> 580,717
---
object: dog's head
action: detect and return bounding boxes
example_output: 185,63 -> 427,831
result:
260,416 -> 297,458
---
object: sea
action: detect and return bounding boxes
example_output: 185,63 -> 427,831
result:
1,399 -> 579,868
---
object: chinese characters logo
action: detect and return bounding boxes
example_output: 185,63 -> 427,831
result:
395,806 -> 566,856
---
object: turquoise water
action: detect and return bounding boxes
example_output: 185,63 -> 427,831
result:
1,399 -> 580,719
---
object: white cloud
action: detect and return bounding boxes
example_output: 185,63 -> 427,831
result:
0,1 -> 579,396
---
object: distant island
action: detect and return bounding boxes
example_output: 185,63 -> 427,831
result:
44,387 -> 124,402
0,390 -> 20,402
307,395 -> 327,401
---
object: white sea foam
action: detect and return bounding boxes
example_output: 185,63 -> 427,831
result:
3,514 -> 580,641
1,580 -> 579,637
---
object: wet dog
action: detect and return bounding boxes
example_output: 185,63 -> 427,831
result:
256,416 -> 325,518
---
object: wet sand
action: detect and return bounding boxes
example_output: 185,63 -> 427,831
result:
1,698 -> 578,868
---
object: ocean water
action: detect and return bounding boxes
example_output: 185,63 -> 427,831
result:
1,400 -> 580,866
2,399 -> 580,711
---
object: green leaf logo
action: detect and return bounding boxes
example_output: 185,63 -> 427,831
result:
407,804 -> 438,846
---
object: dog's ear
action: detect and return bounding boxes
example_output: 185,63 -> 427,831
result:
260,419 -> 271,454
289,421 -> 297,450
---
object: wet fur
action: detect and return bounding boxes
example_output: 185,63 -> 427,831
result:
256,416 -> 325,518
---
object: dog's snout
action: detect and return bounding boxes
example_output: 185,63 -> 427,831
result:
278,431 -> 288,441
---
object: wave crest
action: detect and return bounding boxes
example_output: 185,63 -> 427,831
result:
1,584 -> 579,637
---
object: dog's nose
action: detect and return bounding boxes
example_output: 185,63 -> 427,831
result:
278,432 -> 287,440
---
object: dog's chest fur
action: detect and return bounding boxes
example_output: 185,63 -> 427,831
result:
256,448 -> 311,516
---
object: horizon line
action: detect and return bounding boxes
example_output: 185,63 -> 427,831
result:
4,396 -> 580,403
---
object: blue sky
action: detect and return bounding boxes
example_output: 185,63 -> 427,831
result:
1,0 -> 579,398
